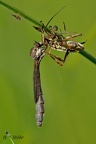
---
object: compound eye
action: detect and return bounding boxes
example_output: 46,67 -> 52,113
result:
53,25 -> 58,31
49,25 -> 52,30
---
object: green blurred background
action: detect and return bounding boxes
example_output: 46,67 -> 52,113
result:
0,0 -> 96,144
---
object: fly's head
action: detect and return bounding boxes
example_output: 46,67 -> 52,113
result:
30,42 -> 45,62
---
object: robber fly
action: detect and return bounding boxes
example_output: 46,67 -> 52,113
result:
30,42 -> 45,127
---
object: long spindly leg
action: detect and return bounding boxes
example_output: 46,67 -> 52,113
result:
63,22 -> 82,41
46,51 -> 69,66
41,32 -> 45,43
64,33 -> 82,41
46,52 -> 63,66
64,50 -> 69,62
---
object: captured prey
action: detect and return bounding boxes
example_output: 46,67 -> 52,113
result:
30,42 -> 45,127
33,23 -> 85,66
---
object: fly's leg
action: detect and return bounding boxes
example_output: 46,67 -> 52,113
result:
41,32 -> 45,43
46,51 -> 69,66
64,33 -> 82,41
63,50 -> 69,62
63,22 -> 82,41
46,51 -> 63,66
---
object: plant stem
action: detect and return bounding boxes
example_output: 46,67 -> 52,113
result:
79,50 -> 96,64
0,0 -> 96,65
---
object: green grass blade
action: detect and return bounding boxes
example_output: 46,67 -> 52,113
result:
79,50 -> 96,64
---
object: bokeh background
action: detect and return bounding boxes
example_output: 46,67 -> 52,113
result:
0,0 -> 96,144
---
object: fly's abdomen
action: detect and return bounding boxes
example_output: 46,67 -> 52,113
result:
36,95 -> 44,127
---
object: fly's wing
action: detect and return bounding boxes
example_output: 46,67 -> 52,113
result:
33,60 -> 44,127
30,45 -> 45,103
33,60 -> 41,103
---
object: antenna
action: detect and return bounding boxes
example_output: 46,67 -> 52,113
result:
46,6 -> 66,28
